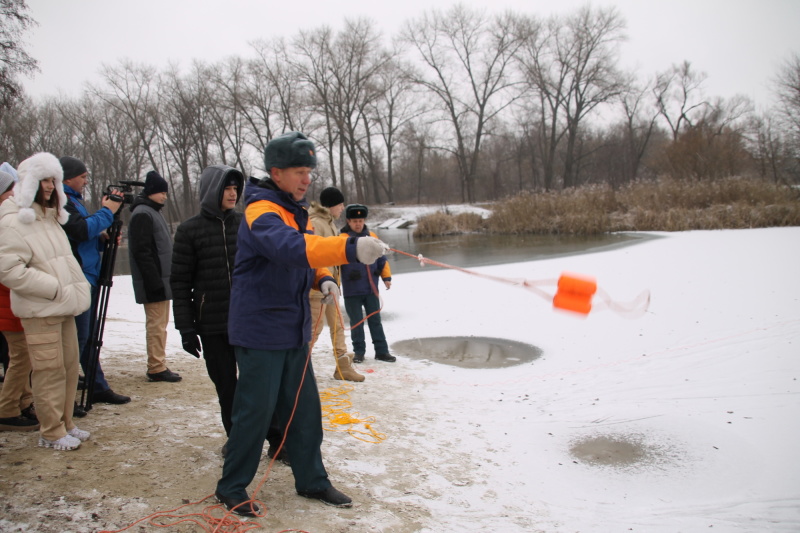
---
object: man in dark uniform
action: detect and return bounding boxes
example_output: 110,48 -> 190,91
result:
214,131 -> 387,517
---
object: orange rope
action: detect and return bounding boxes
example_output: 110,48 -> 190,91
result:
101,323 -> 320,533
389,248 -> 650,318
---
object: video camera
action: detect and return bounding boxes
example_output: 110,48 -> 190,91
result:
104,180 -> 145,205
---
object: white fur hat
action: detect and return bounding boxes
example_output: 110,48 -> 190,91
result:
14,152 -> 68,225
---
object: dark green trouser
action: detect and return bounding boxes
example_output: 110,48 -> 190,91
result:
216,345 -> 330,499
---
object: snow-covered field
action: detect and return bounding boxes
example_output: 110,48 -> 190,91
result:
1,226 -> 798,533
379,225 -> 800,531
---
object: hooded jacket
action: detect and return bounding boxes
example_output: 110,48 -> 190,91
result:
228,177 -> 360,350
0,153 -> 90,319
339,224 -> 391,298
128,194 -> 173,304
171,165 -> 244,336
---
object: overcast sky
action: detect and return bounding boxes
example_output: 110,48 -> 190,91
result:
20,0 -> 800,111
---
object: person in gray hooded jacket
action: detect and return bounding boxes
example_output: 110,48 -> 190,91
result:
170,165 -> 243,441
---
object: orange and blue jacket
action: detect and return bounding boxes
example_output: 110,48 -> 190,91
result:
228,177 -> 359,350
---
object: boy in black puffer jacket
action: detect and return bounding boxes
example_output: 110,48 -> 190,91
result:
170,165 -> 287,461
171,165 -> 241,437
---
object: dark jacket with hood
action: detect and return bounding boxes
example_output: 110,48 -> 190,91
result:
128,194 -> 172,304
228,177 -> 360,351
170,165 -> 244,336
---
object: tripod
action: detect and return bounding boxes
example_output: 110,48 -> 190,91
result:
78,213 -> 123,411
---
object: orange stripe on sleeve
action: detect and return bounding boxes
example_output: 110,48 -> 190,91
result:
304,233 -> 349,269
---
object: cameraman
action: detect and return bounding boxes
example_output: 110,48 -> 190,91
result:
60,156 -> 130,406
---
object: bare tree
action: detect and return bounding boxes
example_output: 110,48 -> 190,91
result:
0,94 -> 36,161
773,52 -> 800,136
772,52 -> 800,181
617,75 -> 659,185
91,98 -> 141,193
92,61 -> 162,174
27,97 -> 72,154
559,6 -> 626,188
653,60 -> 710,141
292,26 -> 344,191
205,57 -> 251,172
329,19 -> 391,203
518,5 -> 625,190
0,0 -> 37,116
516,14 -> 564,191
248,37 -> 316,149
157,64 -> 203,217
402,5 -> 528,202
367,57 -> 426,203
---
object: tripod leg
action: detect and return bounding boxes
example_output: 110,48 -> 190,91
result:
82,217 -> 123,411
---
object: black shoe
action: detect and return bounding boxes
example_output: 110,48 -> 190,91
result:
93,389 -> 131,404
215,492 -> 260,517
352,353 -> 364,363
375,353 -> 396,362
0,415 -> 40,431
267,444 -> 290,466
20,405 -> 37,422
73,402 -> 87,418
146,369 -> 182,382
297,485 -> 353,508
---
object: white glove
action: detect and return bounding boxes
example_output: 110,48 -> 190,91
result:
320,280 -> 340,306
356,236 -> 388,265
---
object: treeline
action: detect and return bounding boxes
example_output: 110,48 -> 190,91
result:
1,4 -> 799,227
411,177 -> 800,236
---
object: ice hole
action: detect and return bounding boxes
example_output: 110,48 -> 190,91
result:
391,336 -> 542,369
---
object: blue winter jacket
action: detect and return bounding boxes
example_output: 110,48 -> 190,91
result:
228,177 -> 360,350
61,184 -> 115,286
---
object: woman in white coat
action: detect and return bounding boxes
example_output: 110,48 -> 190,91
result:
0,152 -> 91,451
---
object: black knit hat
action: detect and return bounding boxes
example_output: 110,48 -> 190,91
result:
144,170 -> 169,196
346,204 -> 368,219
59,156 -> 88,181
264,131 -> 317,171
319,186 -> 344,208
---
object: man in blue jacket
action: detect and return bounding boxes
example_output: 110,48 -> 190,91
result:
60,156 -> 130,405
214,131 -> 387,517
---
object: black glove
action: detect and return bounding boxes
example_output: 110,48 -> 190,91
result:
181,331 -> 202,358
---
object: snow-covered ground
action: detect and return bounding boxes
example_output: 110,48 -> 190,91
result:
378,225 -> 800,531
2,225 -> 797,533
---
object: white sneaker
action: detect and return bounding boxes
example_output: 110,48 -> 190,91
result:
68,427 -> 90,442
38,434 -> 81,451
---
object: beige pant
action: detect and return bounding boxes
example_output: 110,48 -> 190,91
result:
0,330 -> 34,417
309,294 -> 348,358
143,301 -> 170,374
19,316 -> 79,441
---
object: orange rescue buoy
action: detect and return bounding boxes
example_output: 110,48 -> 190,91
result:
553,272 -> 597,315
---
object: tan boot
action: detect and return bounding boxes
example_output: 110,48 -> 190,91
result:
333,354 -> 365,382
